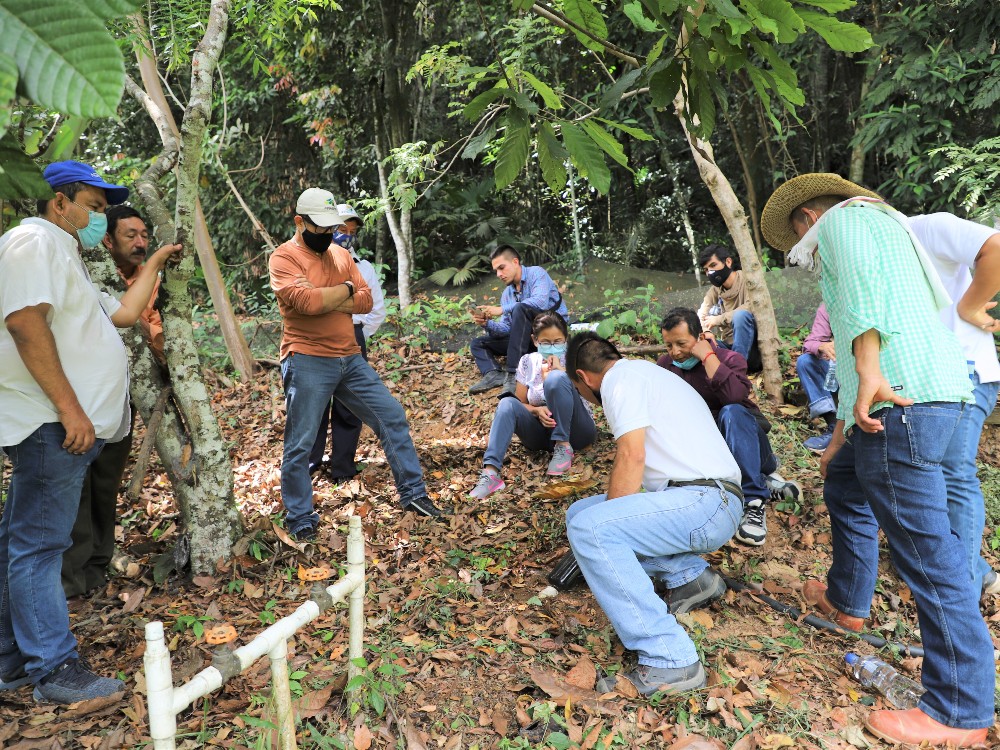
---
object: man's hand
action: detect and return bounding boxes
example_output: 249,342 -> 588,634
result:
58,403 -> 96,454
957,299 -> 1000,333
854,375 -> 913,433
818,341 -> 836,360
294,275 -> 315,289
471,308 -> 488,326
147,243 -> 183,269
541,355 -> 564,378
819,420 -> 845,479
482,305 -> 502,318
703,314 -> 723,329
530,405 -> 556,429
690,337 -> 714,361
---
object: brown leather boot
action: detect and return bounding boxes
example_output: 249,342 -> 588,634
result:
866,708 -> 988,747
801,579 -> 865,632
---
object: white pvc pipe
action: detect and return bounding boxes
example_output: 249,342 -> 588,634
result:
145,622 -> 178,750
269,639 -> 297,750
345,516 -> 365,683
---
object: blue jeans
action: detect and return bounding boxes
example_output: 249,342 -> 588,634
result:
566,486 -> 740,668
729,309 -> 757,361
716,404 -> 776,503
280,353 -> 425,534
0,423 -> 104,681
795,352 -> 836,419
470,303 -> 556,374
942,373 -> 1000,586
309,325 -> 367,477
483,372 -> 596,470
823,403 -> 994,728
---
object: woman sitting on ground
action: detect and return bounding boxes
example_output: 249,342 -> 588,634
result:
469,311 -> 597,499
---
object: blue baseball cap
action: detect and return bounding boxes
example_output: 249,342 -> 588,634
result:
42,160 -> 129,205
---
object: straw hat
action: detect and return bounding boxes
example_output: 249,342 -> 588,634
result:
761,173 -> 880,252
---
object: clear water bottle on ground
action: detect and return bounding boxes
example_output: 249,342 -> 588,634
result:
823,359 -> 839,392
845,652 -> 925,709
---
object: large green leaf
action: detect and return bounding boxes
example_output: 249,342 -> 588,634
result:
561,0 -> 609,52
624,0 -> 659,32
462,122 -> 497,160
749,37 -> 805,106
581,120 -> 628,168
511,0 -> 534,9
0,0 -> 129,117
649,59 -> 682,108
0,52 -> 16,140
536,122 -> 569,193
494,116 -> 531,190
794,0 -> 855,11
463,86 -> 508,121
757,0 -> 805,43
598,68 -> 644,113
797,9 -> 873,53
521,70 -> 563,110
562,122 -> 610,195
42,115 -> 91,161
78,0 -> 143,17
0,133 -> 52,199
597,117 -> 655,141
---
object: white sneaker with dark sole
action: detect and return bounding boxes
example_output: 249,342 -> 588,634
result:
735,499 -> 767,546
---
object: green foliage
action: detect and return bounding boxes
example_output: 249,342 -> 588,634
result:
931,137 -> 1000,222
172,611 -> 213,639
345,654 -> 406,718
588,285 -> 663,345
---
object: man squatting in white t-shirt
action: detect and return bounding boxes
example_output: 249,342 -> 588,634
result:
562,332 -> 743,696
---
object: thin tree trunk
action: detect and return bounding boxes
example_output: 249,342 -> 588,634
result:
566,161 -> 585,277
659,142 -> 702,286
723,103 -> 762,253
375,133 -> 413,308
132,14 -> 257,381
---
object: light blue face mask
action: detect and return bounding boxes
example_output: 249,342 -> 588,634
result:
69,200 -> 109,250
672,356 -> 700,370
537,343 -> 567,358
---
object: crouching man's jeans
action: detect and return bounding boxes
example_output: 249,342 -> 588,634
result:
795,352 -> 836,419
566,486 -> 740,668
1,423 -> 104,681
823,403 -> 994,729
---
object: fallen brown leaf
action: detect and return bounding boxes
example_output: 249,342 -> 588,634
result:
565,654 -> 597,690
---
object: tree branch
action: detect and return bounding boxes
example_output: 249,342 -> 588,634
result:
532,3 -> 641,68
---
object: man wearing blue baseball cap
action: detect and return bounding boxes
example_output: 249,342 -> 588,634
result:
0,160 -> 180,704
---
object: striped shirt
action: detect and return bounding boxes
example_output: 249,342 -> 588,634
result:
816,203 -> 971,432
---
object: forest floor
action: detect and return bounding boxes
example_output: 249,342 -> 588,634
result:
2,321 -> 1000,750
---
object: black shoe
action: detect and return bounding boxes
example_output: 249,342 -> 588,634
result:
33,659 -> 124,704
499,372 -> 516,397
403,496 -> 446,518
469,370 -> 506,394
663,568 -> 727,614
0,664 -> 29,691
290,526 -> 317,542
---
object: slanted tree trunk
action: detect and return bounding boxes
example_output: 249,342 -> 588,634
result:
114,0 -> 242,574
374,130 -> 414,308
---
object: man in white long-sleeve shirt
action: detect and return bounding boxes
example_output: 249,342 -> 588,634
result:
309,204 -> 388,481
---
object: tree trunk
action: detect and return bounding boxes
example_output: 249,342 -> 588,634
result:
566,161 -> 585,277
374,132 -> 413,308
132,14 -> 257,381
659,143 -> 702,286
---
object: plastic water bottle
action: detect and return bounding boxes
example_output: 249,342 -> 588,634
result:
823,359 -> 839,392
845,653 -> 925,709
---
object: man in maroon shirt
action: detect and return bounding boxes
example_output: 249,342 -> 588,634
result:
658,308 -> 799,546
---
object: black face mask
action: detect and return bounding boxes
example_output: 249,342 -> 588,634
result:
301,229 -> 331,253
706,265 -> 732,287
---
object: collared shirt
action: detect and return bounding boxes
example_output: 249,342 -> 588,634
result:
817,203 -> 971,432
0,218 -> 130,446
485,265 -> 567,336
349,253 -> 386,339
656,346 -> 764,422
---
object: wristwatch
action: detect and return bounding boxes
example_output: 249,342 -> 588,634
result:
343,280 -> 355,297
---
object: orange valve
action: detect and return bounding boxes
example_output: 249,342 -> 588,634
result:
204,623 -> 238,645
298,563 -> 333,582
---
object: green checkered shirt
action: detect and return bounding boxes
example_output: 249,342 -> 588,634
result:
817,203 -> 971,432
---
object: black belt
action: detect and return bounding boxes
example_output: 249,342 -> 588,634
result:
668,479 -> 744,502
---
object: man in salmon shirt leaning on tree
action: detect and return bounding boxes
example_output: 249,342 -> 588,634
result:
269,189 -> 442,540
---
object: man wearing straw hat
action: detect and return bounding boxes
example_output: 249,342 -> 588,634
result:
760,173 -> 992,747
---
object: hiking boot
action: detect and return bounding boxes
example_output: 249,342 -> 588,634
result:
469,469 -> 505,500
290,526 -> 317,543
801,579 -> 865,632
765,472 -> 801,504
403,495 -> 446,518
982,570 -> 1000,596
865,708 -> 987,748
33,659 -> 124,704
734,499 -> 767,546
499,372 -> 517,397
596,662 -> 706,696
803,424 -> 835,454
469,370 -> 506,394
0,664 -> 30,691
547,445 -> 574,476
663,568 -> 728,614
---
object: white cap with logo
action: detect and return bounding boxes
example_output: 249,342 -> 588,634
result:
336,204 -> 363,225
296,188 -> 345,227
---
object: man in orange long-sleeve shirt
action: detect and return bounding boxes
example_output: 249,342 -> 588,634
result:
269,189 -> 442,538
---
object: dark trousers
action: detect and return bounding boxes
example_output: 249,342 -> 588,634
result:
470,303 -> 553,374
309,324 -> 367,478
716,404 -> 776,504
62,412 -> 134,598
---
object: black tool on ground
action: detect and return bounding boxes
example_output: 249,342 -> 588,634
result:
723,575 -> 924,658
547,549 -> 582,590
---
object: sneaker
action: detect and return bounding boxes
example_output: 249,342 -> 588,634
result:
596,662 -> 706,696
803,424 -> 835,454
983,570 -> 1000,596
734,499 -> 767,546
469,370 -> 506,395
663,568 -> 728,614
547,445 -> 574,476
33,659 -> 124,704
403,495 -> 446,518
765,472 -> 801,504
469,469 -> 505,500
0,664 -> 30,691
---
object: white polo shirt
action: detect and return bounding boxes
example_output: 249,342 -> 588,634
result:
350,253 -> 386,339
0,218 -> 130,446
909,213 -> 1000,384
600,359 -> 741,492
